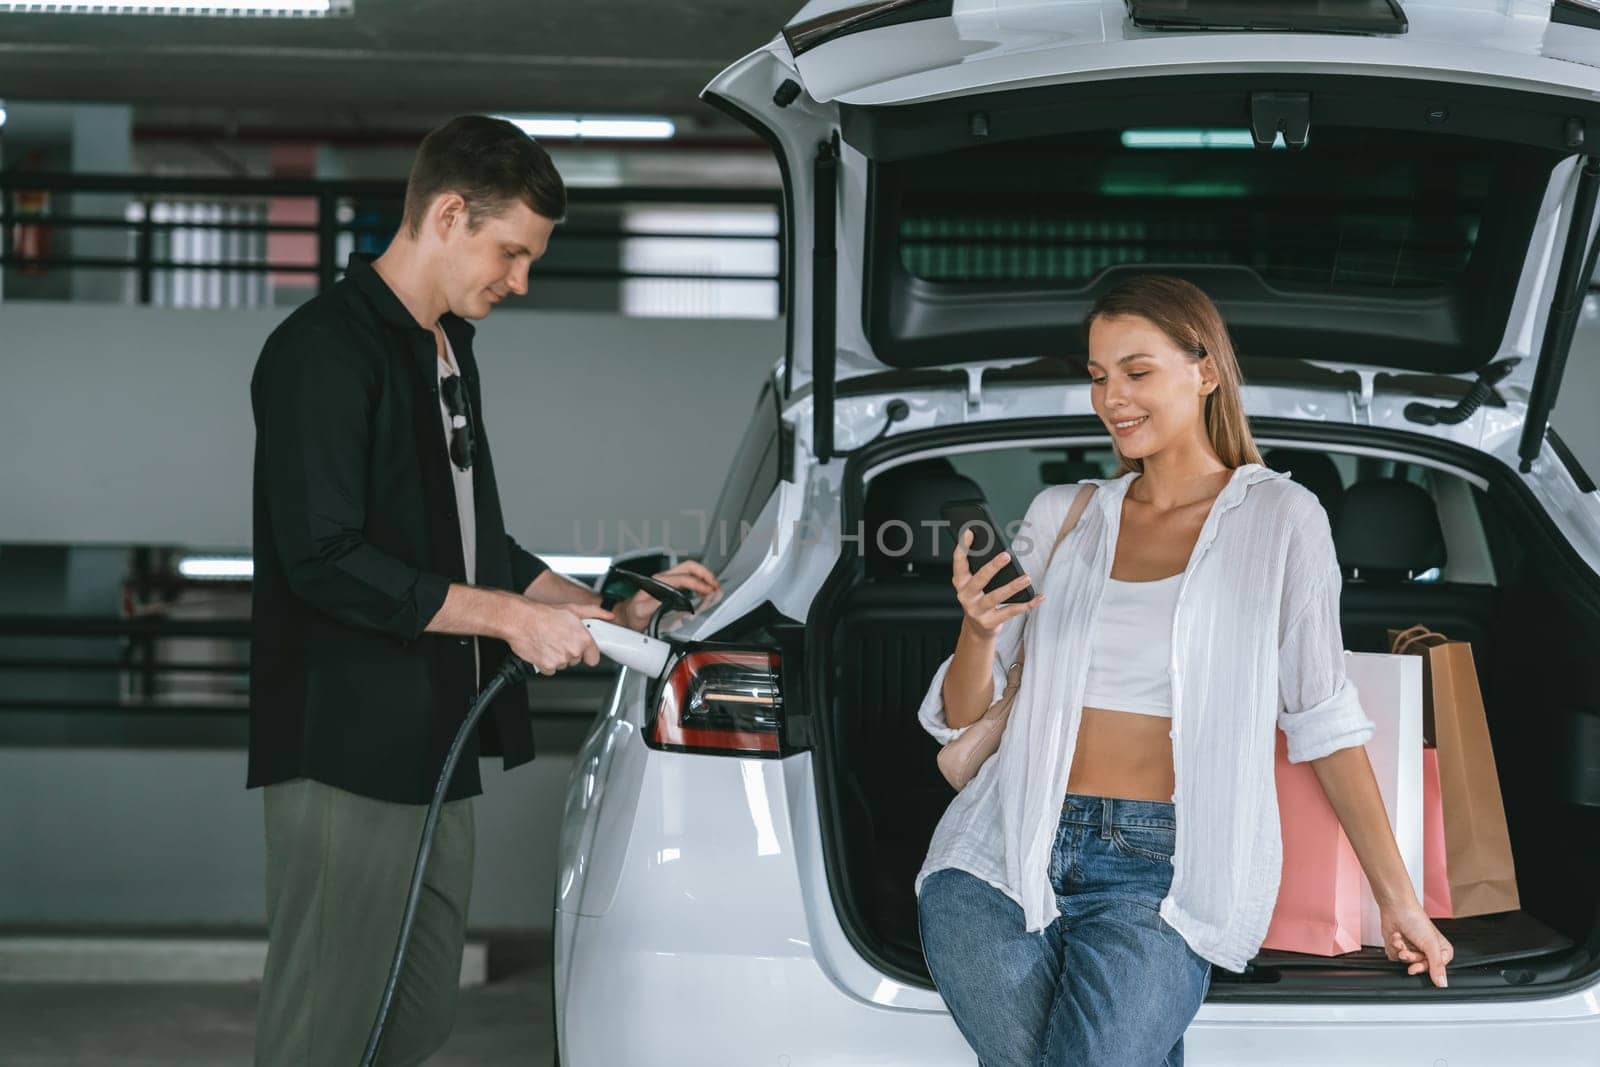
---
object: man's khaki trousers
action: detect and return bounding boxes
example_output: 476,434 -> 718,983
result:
254,777 -> 474,1067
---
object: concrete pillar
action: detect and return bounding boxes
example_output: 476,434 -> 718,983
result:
69,104 -> 133,304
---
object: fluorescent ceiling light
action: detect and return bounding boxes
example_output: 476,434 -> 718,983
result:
0,0 -> 351,16
542,554 -> 613,578
1121,128 -> 1257,149
498,115 -> 676,141
177,555 -> 254,580
0,104 -> 7,130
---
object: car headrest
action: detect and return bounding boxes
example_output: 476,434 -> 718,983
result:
1040,459 -> 1107,484
1332,478 -> 1446,579
863,459 -> 983,576
1263,447 -> 1344,524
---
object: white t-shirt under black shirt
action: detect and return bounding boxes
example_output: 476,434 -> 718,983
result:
437,332 -> 479,689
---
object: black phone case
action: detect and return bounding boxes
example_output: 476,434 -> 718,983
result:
939,498 -> 1038,605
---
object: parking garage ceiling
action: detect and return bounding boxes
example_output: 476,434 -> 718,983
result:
0,1 -> 796,138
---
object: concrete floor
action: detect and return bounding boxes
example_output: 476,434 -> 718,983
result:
0,943 -> 555,1066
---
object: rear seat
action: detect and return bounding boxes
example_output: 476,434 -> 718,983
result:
1264,447 -> 1345,527
1265,449 -> 1497,666
1333,477 -> 1497,674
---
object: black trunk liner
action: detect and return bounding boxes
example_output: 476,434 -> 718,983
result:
1251,909 -> 1574,972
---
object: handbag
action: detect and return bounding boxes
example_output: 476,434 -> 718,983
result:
937,484 -> 1097,791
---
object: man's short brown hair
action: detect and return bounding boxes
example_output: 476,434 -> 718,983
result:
401,115 -> 567,238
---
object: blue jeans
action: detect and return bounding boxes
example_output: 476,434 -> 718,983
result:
918,793 -> 1212,1067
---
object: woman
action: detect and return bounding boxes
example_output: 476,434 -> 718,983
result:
914,275 -> 1454,1067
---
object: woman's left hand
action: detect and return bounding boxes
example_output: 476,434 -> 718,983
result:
1380,901 -> 1454,987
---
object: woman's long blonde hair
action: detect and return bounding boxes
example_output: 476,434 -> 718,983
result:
1083,274 -> 1262,475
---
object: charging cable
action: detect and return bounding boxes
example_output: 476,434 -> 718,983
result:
362,570 -> 693,1065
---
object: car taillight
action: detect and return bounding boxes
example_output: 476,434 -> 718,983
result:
648,648 -> 782,756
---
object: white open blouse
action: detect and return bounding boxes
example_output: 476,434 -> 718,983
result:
914,463 -> 1377,972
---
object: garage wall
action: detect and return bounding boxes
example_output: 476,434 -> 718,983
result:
0,748 -> 575,933
0,301 -> 781,555
0,300 -> 779,932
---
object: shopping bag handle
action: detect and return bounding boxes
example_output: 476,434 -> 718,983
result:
1391,624 -> 1449,654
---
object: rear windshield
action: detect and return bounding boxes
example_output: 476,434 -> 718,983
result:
865,120 -> 1558,373
891,126 -> 1496,292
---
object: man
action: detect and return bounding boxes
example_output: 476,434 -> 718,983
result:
247,114 -> 718,1066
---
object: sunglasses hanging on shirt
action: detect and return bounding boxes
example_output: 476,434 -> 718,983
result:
440,373 -> 476,471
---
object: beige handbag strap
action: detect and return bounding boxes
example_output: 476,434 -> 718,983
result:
1049,483 -> 1098,567
1002,483 -> 1098,685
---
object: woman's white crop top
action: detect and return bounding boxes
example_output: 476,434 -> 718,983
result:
1079,573 -> 1182,718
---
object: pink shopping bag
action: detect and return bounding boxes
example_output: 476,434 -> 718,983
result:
1263,730 -> 1364,955
1422,745 -> 1454,919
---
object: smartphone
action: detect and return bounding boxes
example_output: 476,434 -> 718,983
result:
939,498 -> 1038,605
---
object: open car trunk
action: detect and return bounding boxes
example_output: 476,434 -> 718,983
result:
707,0 -> 1600,999
808,421 -> 1600,998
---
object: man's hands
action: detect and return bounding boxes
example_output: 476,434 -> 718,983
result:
499,559 -> 721,672
610,560 -> 721,632
503,600 -> 614,674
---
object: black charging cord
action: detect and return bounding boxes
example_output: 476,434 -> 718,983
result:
362,570 -> 695,1063
361,652 -> 539,1067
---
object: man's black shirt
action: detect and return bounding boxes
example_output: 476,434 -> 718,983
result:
248,252 -> 550,804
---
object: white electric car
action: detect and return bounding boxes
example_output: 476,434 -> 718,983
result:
553,3 -> 1600,1062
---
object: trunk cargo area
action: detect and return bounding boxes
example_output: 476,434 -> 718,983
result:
814,433 -> 1600,997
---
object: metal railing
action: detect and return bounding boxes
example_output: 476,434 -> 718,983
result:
0,611 -> 614,720
0,173 -> 785,313
0,613 -> 250,717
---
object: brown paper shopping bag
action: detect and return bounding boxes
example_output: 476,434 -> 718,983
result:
1390,626 -> 1521,917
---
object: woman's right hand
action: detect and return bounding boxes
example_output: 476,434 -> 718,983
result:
952,528 -> 1044,640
